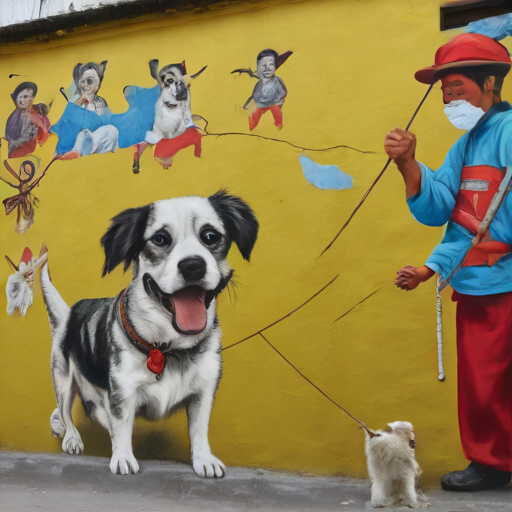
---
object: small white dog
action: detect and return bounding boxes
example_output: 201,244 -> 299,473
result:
40,191 -> 258,477
365,421 -> 427,508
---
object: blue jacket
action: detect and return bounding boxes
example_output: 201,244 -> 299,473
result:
407,101 -> 512,296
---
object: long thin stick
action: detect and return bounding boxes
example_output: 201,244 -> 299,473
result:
29,155 -> 62,191
319,83 -> 434,257
436,279 -> 445,382
193,115 -> 374,154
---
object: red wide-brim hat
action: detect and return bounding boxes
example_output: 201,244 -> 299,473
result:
415,33 -> 512,84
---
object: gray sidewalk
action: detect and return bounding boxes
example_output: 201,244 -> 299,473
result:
1,451 -> 511,512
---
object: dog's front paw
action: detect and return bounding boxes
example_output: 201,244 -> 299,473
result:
110,451 -> 140,475
192,452 -> 225,478
62,430 -> 84,455
50,408 -> 65,438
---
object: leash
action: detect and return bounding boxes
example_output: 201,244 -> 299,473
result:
224,280 -> 391,438
319,83 -> 435,257
259,332 -> 378,438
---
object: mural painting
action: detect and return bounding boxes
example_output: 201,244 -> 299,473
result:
116,59 -> 207,173
3,1 -> 512,504
387,33 -> 512,492
41,192 -> 258,476
0,51 -> 371,234
232,49 -> 292,130
51,59 -> 206,171
5,244 -> 47,316
1,159 -> 49,233
5,81 -> 51,158
53,61 -> 119,160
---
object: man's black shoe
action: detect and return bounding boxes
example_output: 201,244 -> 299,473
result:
441,461 -> 511,491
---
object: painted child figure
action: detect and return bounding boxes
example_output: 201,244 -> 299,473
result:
53,61 -> 119,160
5,82 -> 51,159
386,34 -> 512,491
233,49 -> 292,131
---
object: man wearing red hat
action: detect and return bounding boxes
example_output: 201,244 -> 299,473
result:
385,33 -> 512,491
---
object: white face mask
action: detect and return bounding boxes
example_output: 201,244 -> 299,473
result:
444,100 -> 485,130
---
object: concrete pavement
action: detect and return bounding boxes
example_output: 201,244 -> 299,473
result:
1,451 -> 511,511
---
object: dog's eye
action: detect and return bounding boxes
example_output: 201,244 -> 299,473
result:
409,440 -> 416,449
200,229 -> 221,246
151,232 -> 171,247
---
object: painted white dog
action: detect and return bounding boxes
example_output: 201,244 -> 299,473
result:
145,60 -> 205,144
40,191 -> 258,477
365,421 -> 427,508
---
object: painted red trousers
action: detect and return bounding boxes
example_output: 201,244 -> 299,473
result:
454,290 -> 512,471
249,106 -> 283,131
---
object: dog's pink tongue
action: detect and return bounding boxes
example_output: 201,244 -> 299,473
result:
171,286 -> 207,333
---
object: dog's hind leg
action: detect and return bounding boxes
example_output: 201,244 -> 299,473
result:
187,390 -> 225,478
53,362 -> 84,455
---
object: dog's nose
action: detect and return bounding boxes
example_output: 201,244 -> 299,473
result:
178,257 -> 207,281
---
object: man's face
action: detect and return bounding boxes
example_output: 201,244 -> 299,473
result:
257,56 -> 276,79
441,74 -> 483,108
16,88 -> 34,109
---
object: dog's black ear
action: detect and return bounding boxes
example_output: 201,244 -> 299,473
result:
149,59 -> 159,82
101,204 -> 153,276
208,190 -> 259,261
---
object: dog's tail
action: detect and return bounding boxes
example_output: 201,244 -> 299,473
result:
40,258 -> 70,336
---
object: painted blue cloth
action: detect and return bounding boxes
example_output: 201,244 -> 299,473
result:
299,155 -> 353,190
109,85 -> 160,148
52,103 -> 112,154
407,102 -> 512,296
466,14 -> 512,41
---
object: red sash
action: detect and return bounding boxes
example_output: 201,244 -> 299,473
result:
451,165 -> 511,267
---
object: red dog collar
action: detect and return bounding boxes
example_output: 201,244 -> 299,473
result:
118,289 -> 166,379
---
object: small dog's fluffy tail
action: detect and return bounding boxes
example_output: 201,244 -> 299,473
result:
40,258 -> 70,336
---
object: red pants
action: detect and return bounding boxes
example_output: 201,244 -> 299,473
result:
249,106 -> 283,131
454,290 -> 512,471
154,127 -> 202,160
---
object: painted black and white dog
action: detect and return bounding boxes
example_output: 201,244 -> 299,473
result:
40,191 -> 258,477
145,59 -> 206,144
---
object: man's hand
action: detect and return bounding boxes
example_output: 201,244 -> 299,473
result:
384,127 -> 416,163
384,127 -> 422,198
395,265 -> 435,291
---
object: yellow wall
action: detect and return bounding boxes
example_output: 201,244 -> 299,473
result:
1,0 -> 508,486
